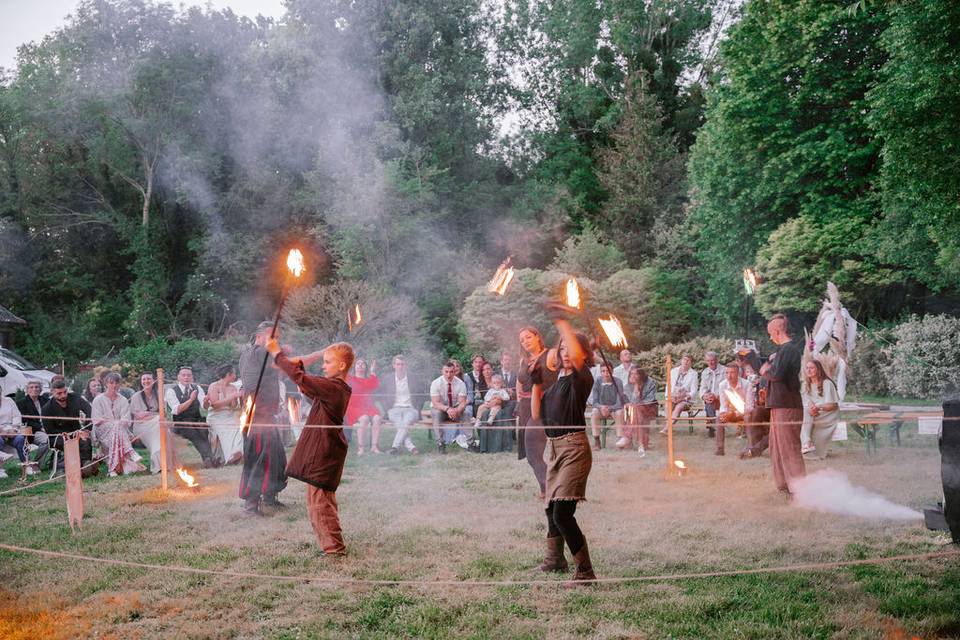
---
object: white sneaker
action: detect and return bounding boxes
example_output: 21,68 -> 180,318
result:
0,469 -> 7,479
615,436 -> 630,450
454,434 -> 470,449
637,446 -> 646,457
800,442 -> 815,455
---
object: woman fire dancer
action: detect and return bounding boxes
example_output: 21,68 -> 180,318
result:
517,326 -> 559,498
535,313 -> 597,586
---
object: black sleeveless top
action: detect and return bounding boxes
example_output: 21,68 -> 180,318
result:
519,349 -> 558,394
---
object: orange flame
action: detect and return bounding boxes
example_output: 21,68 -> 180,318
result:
176,467 -> 198,488
674,460 -> 687,470
240,396 -> 254,433
487,258 -> 515,296
743,268 -> 758,295
598,314 -> 628,348
287,396 -> 300,425
348,304 -> 363,332
287,249 -> 305,278
724,388 -> 746,415
565,277 -> 581,309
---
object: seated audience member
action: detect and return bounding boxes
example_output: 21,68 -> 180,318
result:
41,379 -> 97,476
91,372 -> 145,476
430,361 -> 472,453
497,352 -> 518,419
699,351 -> 723,438
16,380 -> 49,470
204,365 -> 244,465
666,355 -> 699,427
715,363 -> 752,456
612,350 -> 633,388
131,372 -> 177,473
739,360 -> 770,459
622,366 -> 657,455
165,366 -> 219,468
589,363 -> 624,451
383,355 -> 425,455
0,395 -> 27,478
82,377 -> 102,404
800,360 -> 840,460
475,374 -> 510,426
346,358 -> 382,455
463,354 -> 487,421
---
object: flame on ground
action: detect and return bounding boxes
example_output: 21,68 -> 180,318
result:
565,277 -> 582,309
287,249 -> 305,278
176,467 -> 198,488
287,396 -> 300,425
598,314 -> 628,348
724,388 -> 746,415
240,396 -> 254,433
487,258 -> 515,296
674,460 -> 687,470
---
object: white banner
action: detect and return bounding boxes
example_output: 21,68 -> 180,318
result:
918,417 -> 942,436
832,421 -> 848,441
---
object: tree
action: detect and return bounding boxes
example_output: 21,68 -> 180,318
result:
549,225 -> 625,281
595,74 -> 686,262
687,0 -> 892,320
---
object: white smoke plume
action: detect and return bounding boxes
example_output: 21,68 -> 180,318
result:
791,469 -> 921,520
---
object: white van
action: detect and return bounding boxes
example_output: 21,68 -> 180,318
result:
0,348 -> 57,397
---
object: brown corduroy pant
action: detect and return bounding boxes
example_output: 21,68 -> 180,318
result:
306,486 -> 346,554
769,408 -> 806,493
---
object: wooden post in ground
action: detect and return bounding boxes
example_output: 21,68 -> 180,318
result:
157,368 -> 168,492
665,355 -> 674,474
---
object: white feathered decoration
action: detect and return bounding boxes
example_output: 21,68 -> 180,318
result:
805,282 -> 857,401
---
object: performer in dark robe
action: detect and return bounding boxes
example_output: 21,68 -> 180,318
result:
517,326 -> 559,497
267,339 -> 353,555
238,322 -> 288,516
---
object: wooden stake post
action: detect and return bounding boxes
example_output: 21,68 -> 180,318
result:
665,355 -> 674,474
157,368 -> 168,492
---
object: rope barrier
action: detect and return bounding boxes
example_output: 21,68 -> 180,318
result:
0,543 -> 954,587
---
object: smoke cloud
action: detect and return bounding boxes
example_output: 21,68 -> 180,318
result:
791,469 -> 921,520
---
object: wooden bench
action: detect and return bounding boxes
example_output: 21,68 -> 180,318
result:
849,410 -> 943,454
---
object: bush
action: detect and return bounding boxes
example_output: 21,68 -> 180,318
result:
549,226 -> 626,281
846,328 -> 895,398
118,338 -> 241,384
886,314 -> 960,399
631,336 -> 734,383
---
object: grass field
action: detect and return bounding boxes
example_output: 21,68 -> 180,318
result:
1,422 -> 957,640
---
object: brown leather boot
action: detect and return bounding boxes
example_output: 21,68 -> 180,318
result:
538,536 -> 568,572
564,540 -> 597,587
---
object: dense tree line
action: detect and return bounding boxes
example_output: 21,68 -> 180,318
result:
0,0 -> 956,367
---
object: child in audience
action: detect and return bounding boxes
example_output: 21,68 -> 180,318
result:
474,374 -> 510,426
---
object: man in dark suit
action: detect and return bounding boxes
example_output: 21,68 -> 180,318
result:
16,380 -> 50,466
381,355 -> 426,454
498,352 -> 518,424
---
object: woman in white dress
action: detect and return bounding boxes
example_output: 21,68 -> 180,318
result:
204,364 -> 244,465
800,360 -> 840,460
130,372 -> 176,473
91,372 -> 145,476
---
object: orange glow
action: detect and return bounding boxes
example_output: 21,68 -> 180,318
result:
487,258 -> 515,296
354,304 -> 362,326
674,460 -> 687,469
240,396 -> 254,433
565,278 -> 581,309
724,389 -> 746,415
176,467 -> 198,488
287,249 -> 305,278
598,314 -> 628,348
287,396 -> 300,425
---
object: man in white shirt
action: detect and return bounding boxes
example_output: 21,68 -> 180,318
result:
164,366 -> 218,467
384,355 -> 424,454
669,355 -> 698,421
612,350 -> 633,388
716,363 -> 752,456
699,351 -> 723,438
0,396 -> 23,479
430,361 -> 470,454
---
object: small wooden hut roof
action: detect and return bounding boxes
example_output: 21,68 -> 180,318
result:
0,304 -> 26,327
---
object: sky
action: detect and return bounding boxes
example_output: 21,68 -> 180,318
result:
0,0 -> 287,71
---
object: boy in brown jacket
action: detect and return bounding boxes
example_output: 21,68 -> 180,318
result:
266,338 -> 354,555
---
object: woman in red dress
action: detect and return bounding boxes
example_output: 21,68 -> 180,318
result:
345,359 -> 381,455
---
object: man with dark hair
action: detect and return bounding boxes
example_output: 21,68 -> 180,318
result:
41,379 -> 97,476
761,314 -> 805,497
430,360 -> 470,453
164,366 -> 218,468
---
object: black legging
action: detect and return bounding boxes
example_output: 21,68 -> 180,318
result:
545,500 -> 585,555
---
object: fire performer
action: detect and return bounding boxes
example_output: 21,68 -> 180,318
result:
760,314 -> 806,497
535,310 -> 597,586
238,322 -> 289,516
265,337 -> 354,556
517,327 -> 558,498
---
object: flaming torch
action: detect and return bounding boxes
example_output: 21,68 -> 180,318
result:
674,460 -> 688,477
723,389 -> 746,422
565,277 -> 582,309
286,396 -> 301,425
598,315 -> 628,349
742,268 -> 759,339
176,467 -> 199,491
488,257 -> 515,296
348,304 -> 363,332
244,248 -> 306,435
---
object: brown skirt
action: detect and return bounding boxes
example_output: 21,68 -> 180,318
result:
544,431 -> 592,505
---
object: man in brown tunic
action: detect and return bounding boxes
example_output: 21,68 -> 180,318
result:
266,338 -> 354,555
761,314 -> 806,496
